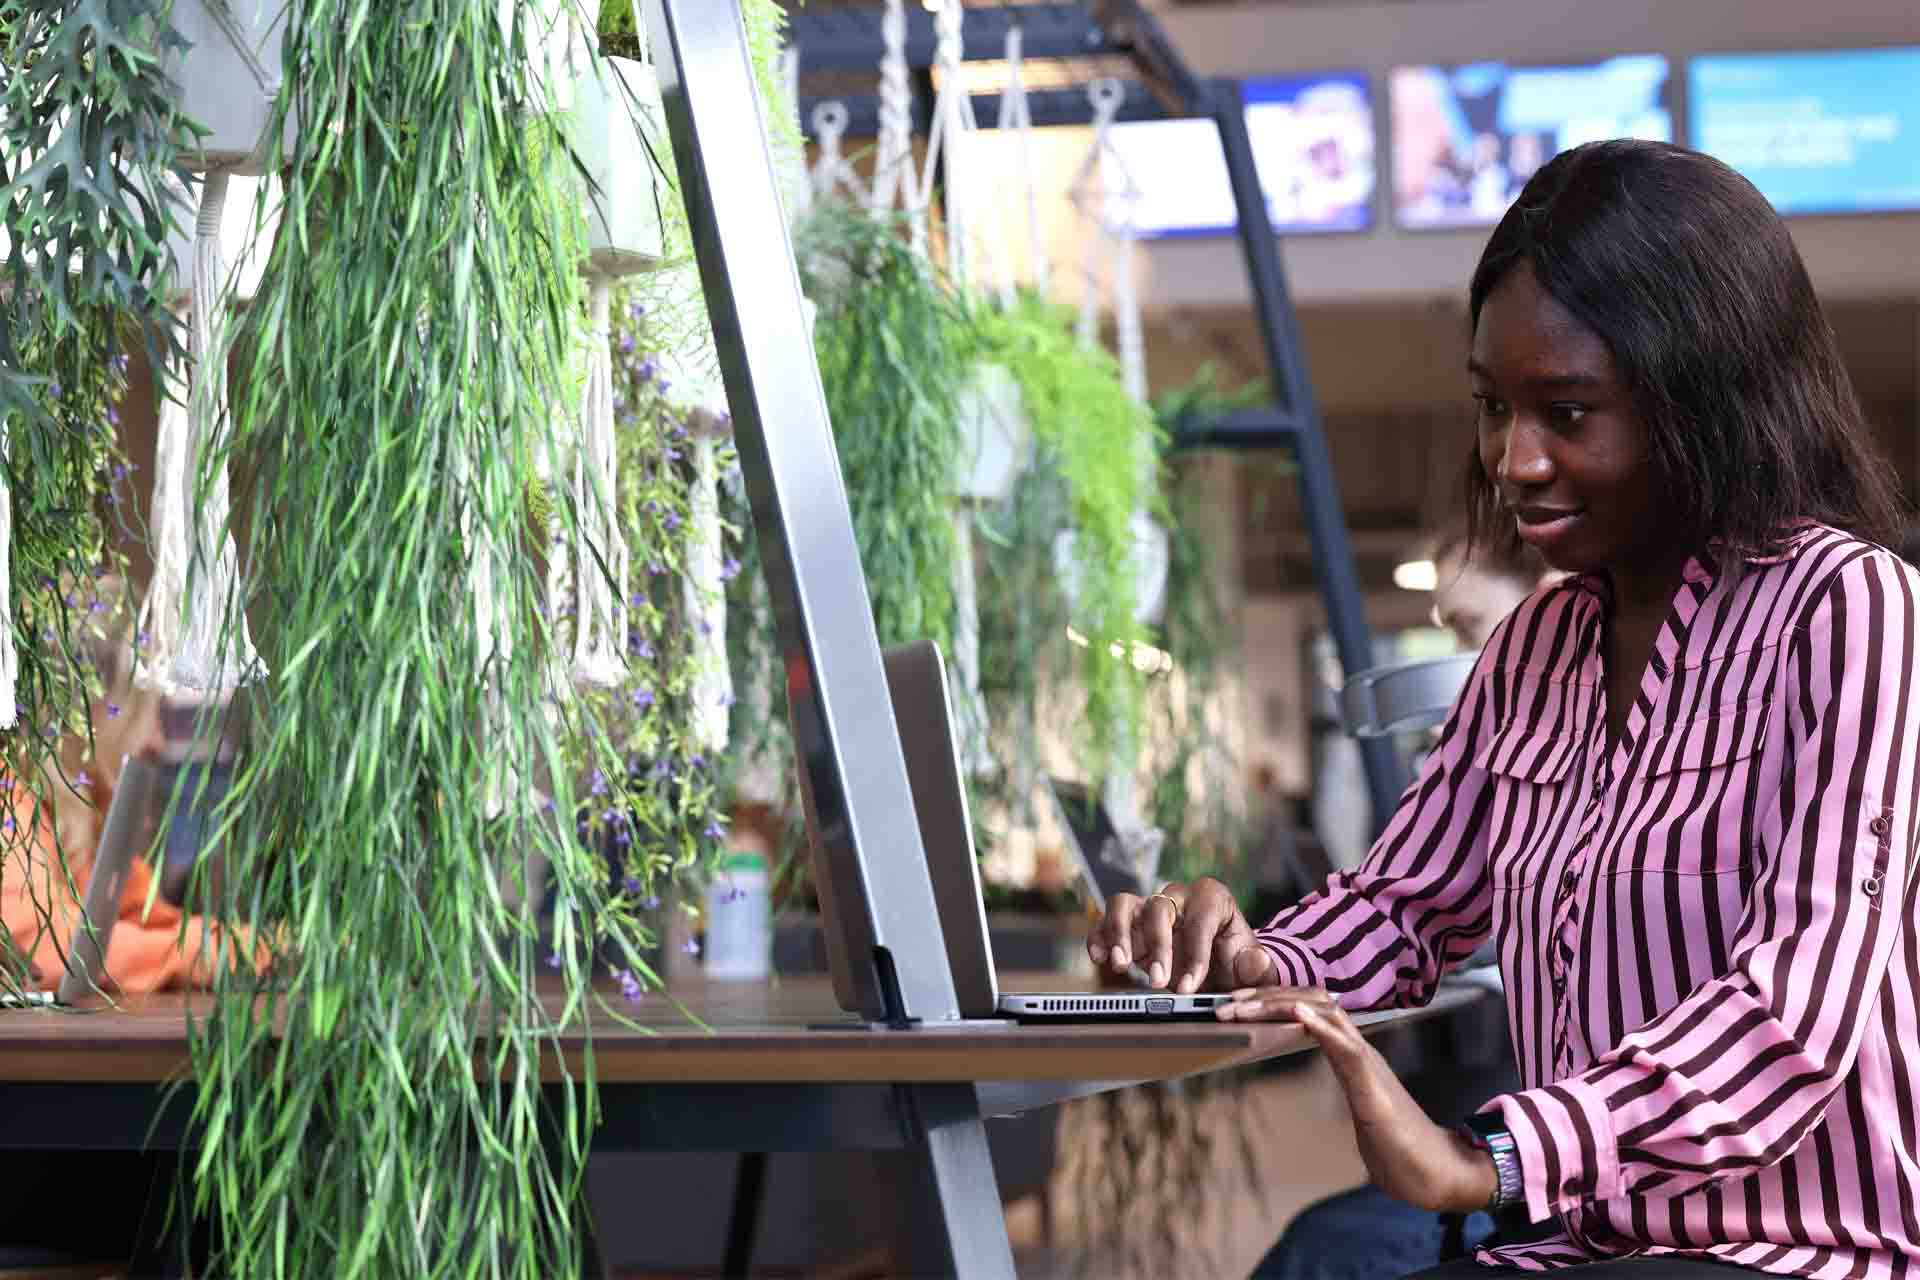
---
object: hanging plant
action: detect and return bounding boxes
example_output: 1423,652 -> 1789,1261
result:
0,1 -> 181,992
966,291 -> 1157,792
793,199 -> 970,655
194,2 -> 645,1274
1145,366 -> 1261,890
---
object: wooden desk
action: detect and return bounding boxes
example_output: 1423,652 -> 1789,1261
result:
0,973 -> 1488,1275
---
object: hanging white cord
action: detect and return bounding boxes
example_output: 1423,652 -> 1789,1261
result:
809,102 -> 865,210
0,423 -> 12,728
571,278 -> 629,688
685,420 -> 732,755
1069,78 -> 1128,350
993,24 -> 1043,307
948,506 -> 994,777
779,47 -> 811,221
921,0 -> 971,287
869,0 -> 928,255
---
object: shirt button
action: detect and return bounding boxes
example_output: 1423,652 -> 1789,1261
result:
1864,876 -> 1883,897
1872,815 -> 1892,837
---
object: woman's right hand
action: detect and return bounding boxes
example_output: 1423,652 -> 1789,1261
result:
1087,878 -> 1279,993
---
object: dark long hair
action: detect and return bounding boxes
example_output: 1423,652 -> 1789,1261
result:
1464,139 -> 1905,565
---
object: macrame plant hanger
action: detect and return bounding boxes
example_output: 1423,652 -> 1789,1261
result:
140,168 -> 266,700
1065,76 -> 1167,890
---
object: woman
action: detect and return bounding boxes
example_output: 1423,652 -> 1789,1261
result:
1092,140 -> 1917,1278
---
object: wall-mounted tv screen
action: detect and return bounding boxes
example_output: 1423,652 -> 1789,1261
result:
1108,71 -> 1375,238
1689,48 -> 1920,217
1390,56 -> 1674,229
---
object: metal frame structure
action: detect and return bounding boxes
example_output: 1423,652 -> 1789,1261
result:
642,0 -> 1012,1271
789,0 -> 1408,825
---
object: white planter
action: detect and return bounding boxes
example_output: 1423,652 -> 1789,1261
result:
953,362 -> 1028,503
166,0 -> 287,176
573,57 -> 666,276
1051,510 -> 1172,627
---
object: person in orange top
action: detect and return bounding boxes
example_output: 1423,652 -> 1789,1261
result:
2,584 -> 246,998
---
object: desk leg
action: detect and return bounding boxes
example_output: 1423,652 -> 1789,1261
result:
722,1152 -> 767,1276
903,1085 -> 1015,1278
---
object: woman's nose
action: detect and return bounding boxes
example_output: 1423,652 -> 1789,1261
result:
1500,423 -> 1554,488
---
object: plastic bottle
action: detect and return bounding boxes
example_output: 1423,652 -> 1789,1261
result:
703,849 -> 771,981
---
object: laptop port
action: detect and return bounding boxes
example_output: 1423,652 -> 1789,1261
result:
1147,997 -> 1174,1014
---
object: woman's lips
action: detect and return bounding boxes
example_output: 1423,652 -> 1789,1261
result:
1513,505 -> 1585,548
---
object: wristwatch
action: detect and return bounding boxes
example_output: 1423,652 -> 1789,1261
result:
1458,1113 -> 1524,1212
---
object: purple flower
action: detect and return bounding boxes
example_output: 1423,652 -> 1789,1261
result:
627,301 -> 647,321
590,769 -> 607,797
105,703 -> 121,719
1,818 -> 13,834
650,759 -> 671,780
612,394 -> 626,415
642,894 -> 661,911
136,630 -> 151,647
648,562 -> 666,577
636,359 -> 657,384
104,491 -> 120,507
662,448 -> 681,463
48,381 -> 61,400
63,593 -> 78,608
656,378 -> 673,396
631,686 -> 655,710
112,464 -> 128,482
540,796 -> 556,815
112,354 -> 129,375
663,511 -> 682,532
601,808 -> 620,824
107,407 -> 119,426
681,937 -> 701,957
623,875 -> 643,894
718,691 -> 736,708
720,557 -> 742,582
37,576 -> 54,591
690,755 -> 708,771
616,969 -> 644,1004
546,952 -> 562,970
617,333 -> 635,355
630,637 -> 653,661
629,592 -> 648,609
698,619 -> 713,637
89,600 -> 107,615
642,499 -> 660,515
703,818 -> 726,842
614,828 -> 631,846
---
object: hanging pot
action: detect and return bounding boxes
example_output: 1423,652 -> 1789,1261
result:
165,0 -> 287,176
573,57 -> 667,276
952,362 -> 1029,504
1051,509 -> 1171,627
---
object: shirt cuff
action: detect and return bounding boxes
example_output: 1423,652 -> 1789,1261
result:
1484,1080 -> 1621,1222
1256,933 -> 1323,988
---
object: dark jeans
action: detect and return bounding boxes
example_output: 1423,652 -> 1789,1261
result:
1407,1258 -> 1776,1279
1251,1186 -> 1497,1280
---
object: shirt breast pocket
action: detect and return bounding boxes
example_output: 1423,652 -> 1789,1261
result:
1623,700 -> 1773,878
1474,716 -> 1583,889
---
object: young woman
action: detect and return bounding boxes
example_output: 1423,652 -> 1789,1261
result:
1092,140 -> 1917,1278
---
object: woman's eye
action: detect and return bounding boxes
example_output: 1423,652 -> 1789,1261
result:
1549,403 -> 1588,426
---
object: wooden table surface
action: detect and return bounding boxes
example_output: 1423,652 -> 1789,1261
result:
0,973 -> 1486,1089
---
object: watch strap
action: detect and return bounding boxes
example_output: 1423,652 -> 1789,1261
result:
1458,1114 -> 1524,1212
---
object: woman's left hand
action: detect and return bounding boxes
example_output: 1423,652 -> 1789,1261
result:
1218,986 -> 1498,1214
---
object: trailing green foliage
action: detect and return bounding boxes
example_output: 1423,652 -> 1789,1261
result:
0,1 -> 168,990
967,292 -> 1156,787
198,5 -> 637,1275
1146,366 -> 1262,890
793,200 -> 969,655
569,289 -> 739,908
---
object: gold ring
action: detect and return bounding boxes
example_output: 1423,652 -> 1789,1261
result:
1147,892 -> 1180,915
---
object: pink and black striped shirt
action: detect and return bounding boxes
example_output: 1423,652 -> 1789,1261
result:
1258,525 -> 1920,1277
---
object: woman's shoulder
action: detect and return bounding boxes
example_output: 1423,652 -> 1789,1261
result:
1761,523 -> 1920,643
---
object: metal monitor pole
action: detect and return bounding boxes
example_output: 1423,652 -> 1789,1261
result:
641,3 -> 1014,1273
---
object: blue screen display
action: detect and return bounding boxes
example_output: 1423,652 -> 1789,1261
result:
1108,72 -> 1375,238
1689,48 -> 1920,216
1390,56 -> 1674,229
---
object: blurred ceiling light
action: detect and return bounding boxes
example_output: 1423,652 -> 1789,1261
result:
1393,558 -> 1438,593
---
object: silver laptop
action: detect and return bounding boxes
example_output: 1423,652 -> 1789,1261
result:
881,641 -> 1225,1023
